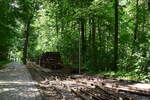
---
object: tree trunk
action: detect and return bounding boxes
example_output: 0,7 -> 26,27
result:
98,17 -> 102,67
88,16 -> 92,45
142,1 -> 146,57
80,18 -> 85,65
148,0 -> 150,12
114,0 -> 119,70
56,14 -> 59,51
92,17 -> 97,70
132,0 -> 139,54
134,0 -> 139,42
23,18 -> 32,64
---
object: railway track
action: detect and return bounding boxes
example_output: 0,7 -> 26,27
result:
27,62 -> 150,100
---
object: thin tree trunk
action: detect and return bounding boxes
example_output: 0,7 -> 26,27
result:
56,14 -> 59,51
98,17 -> 102,66
132,0 -> 139,54
148,0 -> 150,12
92,17 -> 97,69
142,2 -> 145,34
142,1 -> 146,57
88,15 -> 92,45
80,18 -> 85,65
114,0 -> 119,70
134,0 -> 139,42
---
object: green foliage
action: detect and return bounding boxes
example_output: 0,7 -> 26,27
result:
1,0 -> 150,81
0,60 -> 11,69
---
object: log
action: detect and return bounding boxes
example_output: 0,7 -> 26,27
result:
95,85 -> 132,100
71,89 -> 91,100
80,89 -> 104,100
118,89 -> 150,97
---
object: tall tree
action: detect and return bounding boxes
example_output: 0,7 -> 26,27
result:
133,0 -> 139,52
19,0 -> 39,64
92,17 -> 97,69
0,0 -> 16,60
114,0 -> 119,70
80,18 -> 86,65
23,15 -> 33,64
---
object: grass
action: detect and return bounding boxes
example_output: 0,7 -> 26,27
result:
98,70 -> 149,82
100,71 -> 137,79
86,69 -> 145,82
0,60 -> 11,69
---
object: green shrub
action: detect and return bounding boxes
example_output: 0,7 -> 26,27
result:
0,60 -> 10,69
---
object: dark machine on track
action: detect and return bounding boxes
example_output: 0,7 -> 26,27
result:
39,52 -> 63,70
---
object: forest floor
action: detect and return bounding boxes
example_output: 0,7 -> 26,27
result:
27,62 -> 150,100
0,62 -> 42,100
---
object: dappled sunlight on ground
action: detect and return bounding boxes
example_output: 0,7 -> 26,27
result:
0,81 -> 36,85
0,62 -> 41,100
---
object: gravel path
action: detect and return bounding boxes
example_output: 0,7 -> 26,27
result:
0,62 -> 42,100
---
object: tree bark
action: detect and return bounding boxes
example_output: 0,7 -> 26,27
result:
148,0 -> 150,12
92,17 -> 97,69
114,0 -> 119,70
80,18 -> 85,65
132,0 -> 139,54
134,0 -> 139,42
23,17 -> 32,64
56,14 -> 59,51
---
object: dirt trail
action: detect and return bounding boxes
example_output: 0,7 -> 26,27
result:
0,62 -> 42,100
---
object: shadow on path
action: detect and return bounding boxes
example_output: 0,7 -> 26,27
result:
0,62 -> 42,100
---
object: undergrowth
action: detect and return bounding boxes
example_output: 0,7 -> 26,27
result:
98,70 -> 150,82
0,60 -> 11,69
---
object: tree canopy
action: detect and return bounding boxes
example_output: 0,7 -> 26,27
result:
1,0 -> 150,81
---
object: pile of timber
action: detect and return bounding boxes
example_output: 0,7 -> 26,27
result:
71,85 -> 133,100
27,62 -> 150,100
39,52 -> 63,70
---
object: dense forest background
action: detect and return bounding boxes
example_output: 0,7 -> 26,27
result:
1,0 -> 150,81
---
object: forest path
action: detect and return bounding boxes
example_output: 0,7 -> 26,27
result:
0,62 -> 42,100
